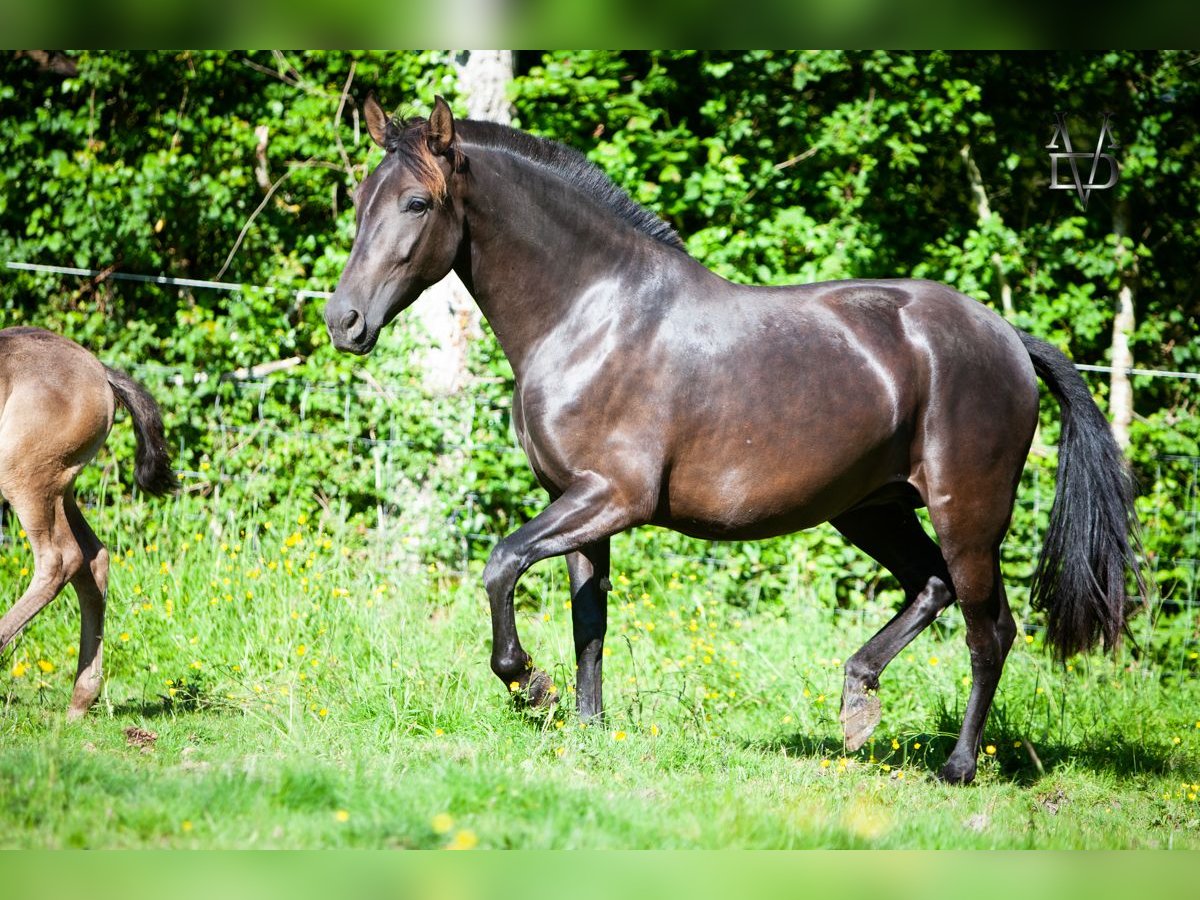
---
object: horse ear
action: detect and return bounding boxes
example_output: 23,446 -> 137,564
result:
427,95 -> 456,156
364,92 -> 390,149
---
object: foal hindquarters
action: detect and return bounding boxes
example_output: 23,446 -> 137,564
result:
0,329 -> 176,718
0,359 -> 114,717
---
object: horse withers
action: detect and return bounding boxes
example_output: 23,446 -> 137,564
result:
325,96 -> 1144,784
0,327 -> 177,717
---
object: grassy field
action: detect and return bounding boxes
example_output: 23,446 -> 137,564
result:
2,500 -> 1198,849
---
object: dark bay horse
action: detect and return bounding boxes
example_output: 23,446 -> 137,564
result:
0,327 -> 177,717
325,96 -> 1143,783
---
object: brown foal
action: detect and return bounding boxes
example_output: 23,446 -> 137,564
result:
0,327 -> 176,717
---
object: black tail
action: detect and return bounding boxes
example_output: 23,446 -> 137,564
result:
1019,331 -> 1145,659
105,366 -> 179,497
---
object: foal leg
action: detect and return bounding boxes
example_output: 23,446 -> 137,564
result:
832,504 -> 955,750
64,493 -> 110,719
0,489 -> 84,661
485,476 -> 637,708
566,538 -> 610,721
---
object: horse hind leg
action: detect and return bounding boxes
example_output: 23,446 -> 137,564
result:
936,544 -> 1015,784
0,486 -> 86,668
832,503 -> 955,751
923,483 -> 1019,784
64,493 -> 109,719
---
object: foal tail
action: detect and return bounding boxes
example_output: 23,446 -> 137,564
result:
1019,331 -> 1145,659
104,366 -> 179,497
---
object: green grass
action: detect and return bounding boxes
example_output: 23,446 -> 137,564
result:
1,501 -> 1198,849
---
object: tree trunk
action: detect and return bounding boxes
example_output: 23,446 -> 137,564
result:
409,51 -> 513,394
960,143 -> 1013,319
1110,197 -> 1136,452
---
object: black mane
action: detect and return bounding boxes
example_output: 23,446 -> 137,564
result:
455,120 -> 687,254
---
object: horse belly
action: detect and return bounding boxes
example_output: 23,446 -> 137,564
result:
658,433 -> 907,541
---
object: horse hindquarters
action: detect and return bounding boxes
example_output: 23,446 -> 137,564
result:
916,360 -> 1035,783
0,335 -> 115,717
0,448 -> 113,718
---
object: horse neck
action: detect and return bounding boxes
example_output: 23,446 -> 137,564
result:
452,145 -> 687,381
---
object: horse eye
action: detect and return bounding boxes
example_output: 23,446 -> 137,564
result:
406,198 -> 429,214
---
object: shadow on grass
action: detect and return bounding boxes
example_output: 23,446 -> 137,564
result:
964,703 -> 1190,785
108,697 -> 189,719
109,680 -> 230,719
748,701 -> 1188,785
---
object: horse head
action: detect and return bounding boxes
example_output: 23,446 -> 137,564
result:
325,95 -> 466,354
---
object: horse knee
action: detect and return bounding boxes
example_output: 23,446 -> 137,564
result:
482,544 -> 521,598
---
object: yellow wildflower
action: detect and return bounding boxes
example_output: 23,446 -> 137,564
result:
446,829 -> 478,850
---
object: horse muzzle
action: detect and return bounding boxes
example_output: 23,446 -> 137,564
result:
324,300 -> 377,355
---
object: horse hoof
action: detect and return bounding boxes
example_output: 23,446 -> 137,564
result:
938,758 -> 977,785
840,689 -> 881,752
526,669 -> 560,708
512,669 -> 559,711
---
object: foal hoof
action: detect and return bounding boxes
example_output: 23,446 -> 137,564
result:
510,669 -> 560,711
839,689 -> 881,752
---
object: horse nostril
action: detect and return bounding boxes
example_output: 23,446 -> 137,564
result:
339,308 -> 366,340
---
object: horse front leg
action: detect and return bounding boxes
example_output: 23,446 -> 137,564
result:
483,478 -> 633,710
566,539 -> 610,721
